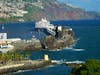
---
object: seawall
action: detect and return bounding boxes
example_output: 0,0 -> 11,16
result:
0,60 -> 52,74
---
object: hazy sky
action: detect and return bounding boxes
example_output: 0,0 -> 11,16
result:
58,0 -> 100,12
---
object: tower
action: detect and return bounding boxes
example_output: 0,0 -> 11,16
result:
44,54 -> 49,61
55,26 -> 62,38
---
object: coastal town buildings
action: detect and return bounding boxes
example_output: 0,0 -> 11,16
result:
0,0 -> 43,19
0,33 -> 21,53
0,0 -> 27,18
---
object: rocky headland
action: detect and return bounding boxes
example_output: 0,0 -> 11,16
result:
12,19 -> 75,51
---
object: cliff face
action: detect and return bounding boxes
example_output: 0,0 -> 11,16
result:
23,0 -> 100,21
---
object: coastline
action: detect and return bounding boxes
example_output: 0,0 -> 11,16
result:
0,20 -> 75,53
0,60 -> 52,74
1,20 -> 100,27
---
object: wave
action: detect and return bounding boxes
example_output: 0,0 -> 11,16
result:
12,70 -> 31,74
72,48 -> 85,51
16,70 -> 31,73
64,47 -> 73,50
52,60 -> 65,64
63,47 -> 85,51
49,49 -> 61,52
51,60 -> 85,64
49,47 -> 85,52
45,65 -> 55,68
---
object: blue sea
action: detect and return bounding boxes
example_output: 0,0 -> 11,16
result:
0,20 -> 100,75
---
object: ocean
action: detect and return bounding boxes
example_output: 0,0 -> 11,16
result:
0,20 -> 100,75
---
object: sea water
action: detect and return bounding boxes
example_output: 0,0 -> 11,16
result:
0,20 -> 100,75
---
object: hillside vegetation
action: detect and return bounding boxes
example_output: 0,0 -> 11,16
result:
70,59 -> 100,75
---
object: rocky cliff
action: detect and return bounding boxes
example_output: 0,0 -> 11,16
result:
23,0 -> 100,21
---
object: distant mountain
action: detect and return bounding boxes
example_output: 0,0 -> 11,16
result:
0,0 -> 100,22
23,0 -> 100,21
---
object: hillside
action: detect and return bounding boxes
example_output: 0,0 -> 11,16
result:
70,59 -> 100,75
0,0 -> 100,22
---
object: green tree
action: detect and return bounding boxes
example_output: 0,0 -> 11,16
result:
70,59 -> 100,75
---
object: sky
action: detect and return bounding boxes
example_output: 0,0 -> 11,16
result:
57,0 -> 100,12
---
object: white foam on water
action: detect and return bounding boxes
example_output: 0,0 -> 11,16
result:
71,48 -> 85,51
52,59 -> 85,65
45,65 -> 55,68
52,60 -> 65,64
63,47 -> 73,50
49,49 -> 61,51
72,37 -> 81,47
65,60 -> 85,64
12,70 -> 31,74
63,47 -> 85,51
